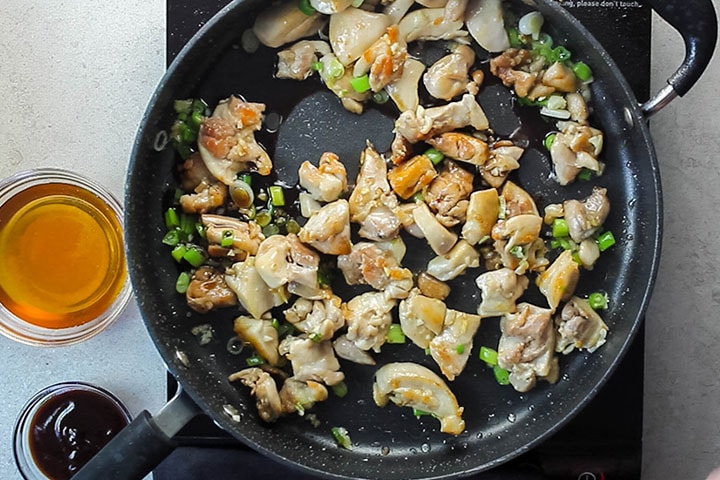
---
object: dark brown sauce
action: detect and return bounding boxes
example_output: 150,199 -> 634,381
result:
29,389 -> 129,480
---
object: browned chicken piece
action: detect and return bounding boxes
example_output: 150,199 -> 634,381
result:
550,121 -> 604,185
276,40 -> 331,80
387,154 -> 437,200
398,289 -> 446,349
353,25 -> 408,93
234,316 -> 280,366
337,242 -> 413,299
179,180 -> 228,214
536,250 -> 580,312
279,335 -> 345,386
298,152 -> 348,203
255,234 -> 322,299
482,143 -> 523,188
423,44 -> 476,101
489,48 -> 553,100
425,132 -> 490,167
429,308 -> 482,381
462,188 -> 499,245
186,266 -> 238,314
425,160 -> 474,227
501,180 -> 539,217
178,152 -> 214,191
343,291 -> 396,352
498,302 -> 558,392
555,296 -> 608,354
279,378 -> 329,415
475,268 -> 528,318
542,62 -> 578,93
198,96 -> 272,183
395,94 -> 490,144
284,295 -> 345,342
228,368 -> 283,422
298,199 -> 352,255
563,186 -> 610,243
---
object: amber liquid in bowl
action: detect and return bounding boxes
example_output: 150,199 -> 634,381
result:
0,182 -> 126,329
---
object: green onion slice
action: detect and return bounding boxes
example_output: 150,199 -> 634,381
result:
298,0 -> 315,15
332,381 -> 348,398
493,365 -> 510,385
596,230 -> 616,252
588,291 -> 608,310
479,346 -> 499,366
268,185 -> 285,207
424,147 -> 445,165
552,218 -> 570,238
386,324 -> 406,344
350,74 -> 371,93
175,271 -> 191,294
331,427 -> 353,450
573,61 -> 593,81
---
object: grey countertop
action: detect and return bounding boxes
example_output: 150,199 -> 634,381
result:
1,1 -> 718,479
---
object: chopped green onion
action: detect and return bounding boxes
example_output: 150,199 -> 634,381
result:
312,61 -> 323,71
509,245 -> 524,259
588,291 -> 608,310
246,353 -> 265,367
412,191 -> 424,203
493,366 -> 510,385
220,230 -> 234,247
195,222 -> 206,239
350,74 -> 371,93
268,185 -> 285,207
372,90 -> 390,104
550,238 -> 561,249
323,57 -> 345,80
413,408 -> 433,417
171,244 -> 187,263
298,0 -> 315,16
175,271 -> 191,294
558,237 -> 574,251
544,132 -> 556,151
262,224 -> 281,237
577,168 -> 593,181
456,344 -> 466,355
552,218 -> 570,238
239,173 -> 252,186
255,210 -> 272,227
386,324 -> 406,344
507,27 -> 523,48
174,99 -> 193,114
179,212 -> 196,236
332,381 -> 348,398
331,427 -> 353,450
189,110 -> 204,129
162,230 -> 180,247
165,208 -> 180,229
596,230 -> 616,252
310,332 -> 324,343
424,147 -> 445,165
191,99 -> 208,114
535,32 -> 553,47
551,46 -> 572,63
479,346 -> 499,366
573,61 -> 593,81
183,246 -> 206,268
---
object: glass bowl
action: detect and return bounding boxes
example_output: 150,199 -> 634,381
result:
0,168 -> 132,346
13,381 -> 132,480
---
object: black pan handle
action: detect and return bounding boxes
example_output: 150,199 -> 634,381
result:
73,386 -> 201,480
641,0 -> 718,116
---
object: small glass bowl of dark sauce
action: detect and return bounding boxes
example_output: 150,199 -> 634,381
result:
13,382 -> 131,480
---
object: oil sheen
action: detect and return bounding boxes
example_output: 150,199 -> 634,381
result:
0,183 -> 125,329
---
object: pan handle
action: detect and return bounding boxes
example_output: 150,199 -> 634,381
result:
73,385 -> 201,480
641,0 -> 718,116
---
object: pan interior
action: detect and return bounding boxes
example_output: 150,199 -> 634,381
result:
125,1 -> 660,478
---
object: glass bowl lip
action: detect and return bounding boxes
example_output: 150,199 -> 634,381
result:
13,381 -> 132,480
0,167 -> 133,347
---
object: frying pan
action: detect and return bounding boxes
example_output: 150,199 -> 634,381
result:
76,0 -> 717,478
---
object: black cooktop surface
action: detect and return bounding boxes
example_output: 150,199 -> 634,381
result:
156,2 -> 650,478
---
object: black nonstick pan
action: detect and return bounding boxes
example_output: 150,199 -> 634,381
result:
76,0 -> 717,478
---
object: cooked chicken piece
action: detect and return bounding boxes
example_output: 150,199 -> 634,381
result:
337,242 -> 413,299
489,48 -> 554,100
491,214 -> 543,250
179,152 -> 213,191
279,378 -> 329,415
395,94 -> 490,144
565,92 -> 589,124
387,154 -> 438,200
398,289 -> 447,349
465,0 -> 509,52
555,296 -> 608,354
298,152 -> 348,203
429,308 -> 482,381
234,316 -> 281,367
202,214 -> 264,260
255,234 -> 322,299
333,334 -> 376,365
385,58 -> 426,113
310,0 -> 353,14
426,239 -> 480,281
416,272 -> 451,300
179,180 -> 228,214
318,55 -> 372,114
550,121 -> 604,185
462,188 -> 499,245
383,0 -> 415,23
198,96 -> 272,183
229,368 -> 282,423
186,266 -> 238,314
253,1 -> 327,48
482,144 -> 523,188
284,295 -> 345,342
373,362 -> 465,435
423,44 -> 476,101
276,40 -> 332,80
577,238 -> 601,269
564,187 -> 610,243
299,191 -> 322,218
498,302 -> 558,392
444,0 -> 468,22
398,8 -> 467,43
348,144 -> 401,241
542,62 -> 578,93
394,202 -> 425,238
536,250 -> 580,312
475,267 -> 528,318
329,7 -> 392,66
501,180 -> 539,217
298,199 -> 352,255
413,202 -> 458,256
344,291 -> 397,352
225,258 -> 289,319
425,132 -> 490,167
279,335 -> 345,386
425,160 -> 474,227
353,25 -> 407,92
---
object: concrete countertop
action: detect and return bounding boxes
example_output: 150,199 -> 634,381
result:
0,1 -> 718,479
